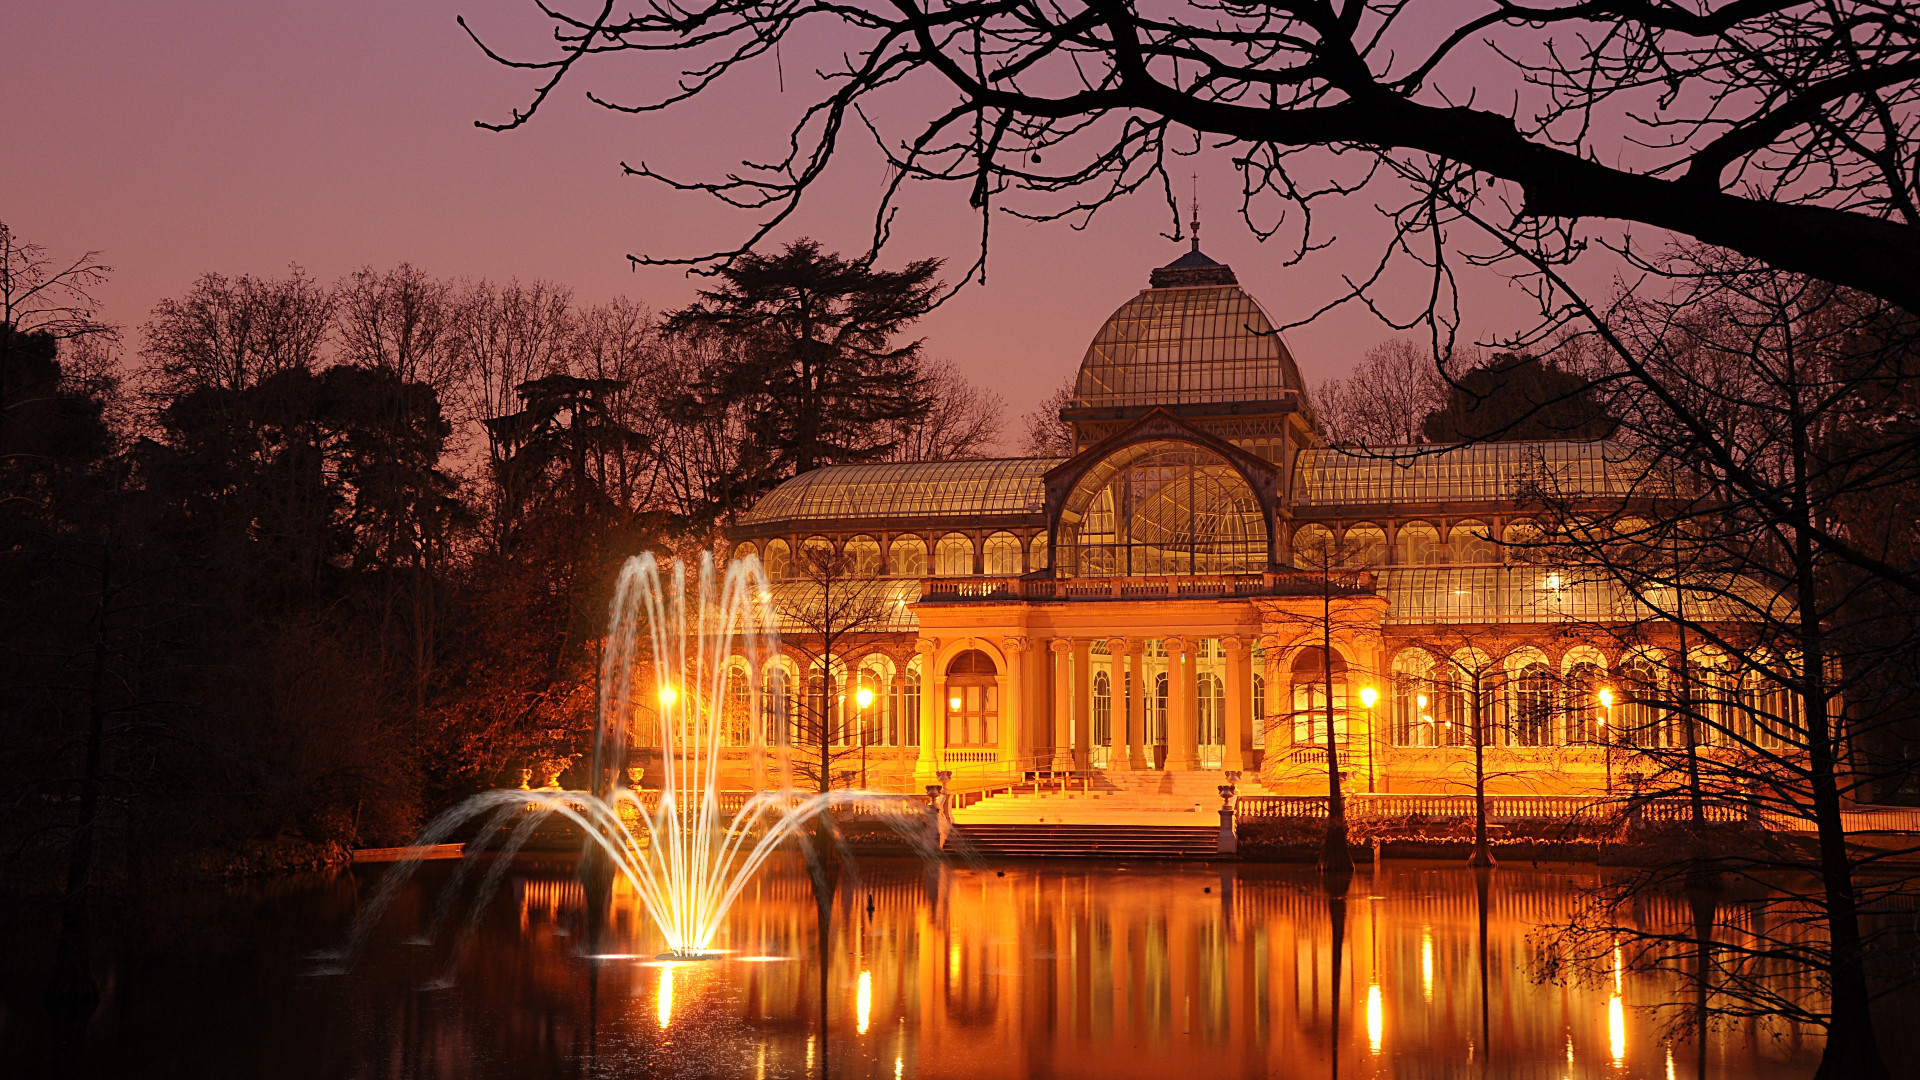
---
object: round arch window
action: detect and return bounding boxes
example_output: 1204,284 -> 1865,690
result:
1062,443 -> 1267,577
944,649 -> 999,748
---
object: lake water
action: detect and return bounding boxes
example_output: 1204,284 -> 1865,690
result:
1,857 -> 1848,1078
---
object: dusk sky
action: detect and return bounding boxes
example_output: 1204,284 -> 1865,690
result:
6,1 -> 1562,436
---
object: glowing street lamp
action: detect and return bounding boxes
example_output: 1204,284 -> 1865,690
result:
1359,685 -> 1379,794
856,684 -> 876,788
657,683 -> 679,709
1597,686 -> 1615,795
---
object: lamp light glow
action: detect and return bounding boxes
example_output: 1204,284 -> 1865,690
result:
949,695 -> 963,711
856,686 -> 876,710
1359,686 -> 1378,709
1598,687 -> 1614,708
657,684 -> 679,708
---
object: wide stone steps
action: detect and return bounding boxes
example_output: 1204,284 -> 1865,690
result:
949,823 -> 1220,860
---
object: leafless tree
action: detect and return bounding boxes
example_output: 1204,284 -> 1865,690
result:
465,0 -> 1920,323
885,357 -> 1004,461
1018,375 -> 1076,457
336,263 -> 465,393
1311,338 -> 1449,447
776,541 -> 904,793
139,266 -> 333,399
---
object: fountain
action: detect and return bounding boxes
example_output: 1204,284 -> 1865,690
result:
327,552 -> 937,973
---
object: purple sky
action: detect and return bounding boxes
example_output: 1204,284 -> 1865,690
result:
6,1 -> 1566,441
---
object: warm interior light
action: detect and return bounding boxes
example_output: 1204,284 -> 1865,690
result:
856,686 -> 876,710
657,684 -> 679,708
1359,686 -> 1379,709
948,695 -> 963,711
1416,693 -> 1429,709
1598,687 -> 1615,708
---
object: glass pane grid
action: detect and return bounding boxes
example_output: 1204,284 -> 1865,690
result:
1382,566 -> 1775,625
1295,441 -> 1650,506
1074,286 -> 1307,408
742,457 -> 1063,524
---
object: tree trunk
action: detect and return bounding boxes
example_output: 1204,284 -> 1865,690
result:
1467,671 -> 1495,867
1320,579 -> 1352,873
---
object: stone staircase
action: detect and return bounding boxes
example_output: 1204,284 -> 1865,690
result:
948,823 -> 1221,859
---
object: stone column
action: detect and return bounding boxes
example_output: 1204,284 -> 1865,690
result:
1222,636 -> 1250,773
1184,643 -> 1203,769
1106,637 -> 1132,772
1071,638 -> 1093,771
914,638 -> 942,782
1050,638 -> 1074,770
1261,638 -> 1285,748
1127,640 -> 1148,770
1001,637 -> 1028,768
1164,636 -> 1193,770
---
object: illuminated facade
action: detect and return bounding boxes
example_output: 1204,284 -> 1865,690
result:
725,249 -> 1774,796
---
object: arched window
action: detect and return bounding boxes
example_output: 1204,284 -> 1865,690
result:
888,535 -> 927,577
1449,520 -> 1497,564
1343,523 -> 1387,568
1092,671 -> 1113,750
1397,522 -> 1442,565
1390,650 -> 1437,747
1197,672 -> 1226,746
1063,443 -> 1267,577
731,541 -> 757,567
843,535 -> 882,577
1510,661 -> 1555,746
1029,533 -> 1049,572
761,666 -> 791,745
723,663 -> 752,745
1502,519 -> 1543,562
1151,672 -> 1170,761
800,536 -> 835,575
1565,661 -> 1605,744
1291,647 -> 1349,744
944,649 -> 999,747
763,539 -> 791,580
893,659 -> 922,746
1252,671 -> 1267,749
1622,657 -> 1668,748
1292,524 -> 1336,570
934,533 -> 975,576
983,531 -> 1022,575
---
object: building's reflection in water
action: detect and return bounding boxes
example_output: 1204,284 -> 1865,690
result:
490,859 -> 1820,1079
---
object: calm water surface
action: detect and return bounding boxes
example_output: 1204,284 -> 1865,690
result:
3,858 -> 1837,1079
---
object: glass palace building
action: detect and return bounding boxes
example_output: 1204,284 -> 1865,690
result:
724,249 -> 1768,795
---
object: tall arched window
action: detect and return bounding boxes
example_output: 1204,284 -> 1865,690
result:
1622,657 -> 1667,748
1028,533 -> 1049,572
934,533 -> 975,576
731,541 -> 757,567
1390,650 -> 1436,747
983,531 -> 1022,575
1290,647 -> 1349,744
1151,671 -> 1170,764
1565,661 -> 1605,744
761,667 -> 791,745
944,649 -> 999,747
723,664 -> 752,745
1092,671 -> 1113,749
896,660 -> 922,746
1292,524 -> 1336,570
888,535 -> 927,577
1510,661 -> 1555,746
1063,443 -> 1267,577
1197,673 -> 1226,745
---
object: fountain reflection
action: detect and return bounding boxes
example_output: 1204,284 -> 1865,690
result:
478,860 -> 1822,1079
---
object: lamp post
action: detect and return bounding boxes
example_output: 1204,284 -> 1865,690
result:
856,685 -> 876,789
1359,686 -> 1379,794
1597,687 -> 1615,795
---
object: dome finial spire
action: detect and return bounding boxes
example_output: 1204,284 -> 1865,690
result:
1189,172 -> 1201,253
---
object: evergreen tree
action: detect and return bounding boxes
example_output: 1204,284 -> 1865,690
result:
665,240 -> 940,514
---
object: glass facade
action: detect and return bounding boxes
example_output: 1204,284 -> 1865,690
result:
740,457 -> 1058,524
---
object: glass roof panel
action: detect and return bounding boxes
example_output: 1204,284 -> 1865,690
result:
767,579 -> 921,633
741,457 -> 1063,525
1381,566 -> 1783,625
1295,441 -> 1655,507
1074,286 -> 1307,409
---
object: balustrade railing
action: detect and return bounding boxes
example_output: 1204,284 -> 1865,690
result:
920,570 -> 1373,603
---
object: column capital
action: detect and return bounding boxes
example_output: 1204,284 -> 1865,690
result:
1002,635 -> 1031,655
1105,636 -> 1130,653
1220,636 -> 1246,655
1162,635 -> 1188,654
1050,637 -> 1073,654
915,637 -> 940,657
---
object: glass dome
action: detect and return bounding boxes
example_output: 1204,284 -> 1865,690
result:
1073,272 -> 1307,411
